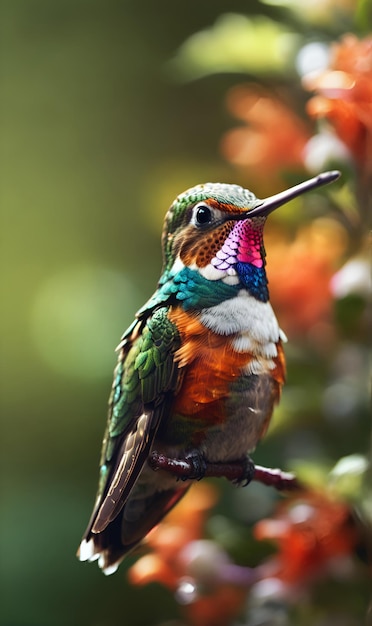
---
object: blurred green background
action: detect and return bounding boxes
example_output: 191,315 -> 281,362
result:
1,1 -> 370,625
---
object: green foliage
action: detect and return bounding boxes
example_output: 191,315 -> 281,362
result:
168,14 -> 299,80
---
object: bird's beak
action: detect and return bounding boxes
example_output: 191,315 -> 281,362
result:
246,170 -> 341,219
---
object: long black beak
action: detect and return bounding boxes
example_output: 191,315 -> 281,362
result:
247,170 -> 340,218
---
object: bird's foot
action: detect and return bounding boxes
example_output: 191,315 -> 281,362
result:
231,456 -> 256,487
149,451 -> 302,491
149,449 -> 207,481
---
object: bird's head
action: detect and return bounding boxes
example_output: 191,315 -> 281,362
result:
161,171 -> 340,303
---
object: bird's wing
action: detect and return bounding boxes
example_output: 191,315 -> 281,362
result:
83,305 -> 182,536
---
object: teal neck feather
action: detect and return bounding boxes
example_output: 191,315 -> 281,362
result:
139,267 -> 240,315
172,267 -> 240,309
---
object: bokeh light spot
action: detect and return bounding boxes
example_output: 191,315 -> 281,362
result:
296,42 -> 330,77
30,264 -> 142,380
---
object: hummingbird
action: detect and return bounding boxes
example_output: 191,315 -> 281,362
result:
78,171 -> 340,575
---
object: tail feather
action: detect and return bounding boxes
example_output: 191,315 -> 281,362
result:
77,486 -> 189,574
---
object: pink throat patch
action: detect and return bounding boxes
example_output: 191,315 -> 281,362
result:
211,219 -> 264,270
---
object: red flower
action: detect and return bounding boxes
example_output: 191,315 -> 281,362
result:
184,585 -> 247,626
128,483 -> 249,626
305,35 -> 372,176
128,482 -> 218,589
221,85 -> 311,191
265,218 -> 347,342
254,492 -> 358,585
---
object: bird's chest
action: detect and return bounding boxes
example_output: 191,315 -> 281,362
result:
158,292 -> 285,457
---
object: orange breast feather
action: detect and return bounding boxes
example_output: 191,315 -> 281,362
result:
168,308 -> 285,425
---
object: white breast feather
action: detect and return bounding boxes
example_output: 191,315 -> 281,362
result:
200,291 -> 280,339
200,291 -> 285,374
198,263 -> 224,281
199,263 -> 240,285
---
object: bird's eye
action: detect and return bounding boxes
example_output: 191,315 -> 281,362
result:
195,204 -> 212,226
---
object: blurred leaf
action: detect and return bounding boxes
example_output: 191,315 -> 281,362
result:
334,294 -> 368,338
290,460 -> 331,488
168,13 -> 299,80
355,0 -> 372,34
328,454 -> 369,500
261,0 -> 356,29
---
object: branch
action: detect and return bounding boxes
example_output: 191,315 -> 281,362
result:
149,451 -> 303,492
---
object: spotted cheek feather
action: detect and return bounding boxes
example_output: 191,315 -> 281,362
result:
180,221 -> 236,269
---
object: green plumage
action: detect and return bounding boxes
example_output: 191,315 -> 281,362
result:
135,307 -> 180,403
96,307 -> 181,506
